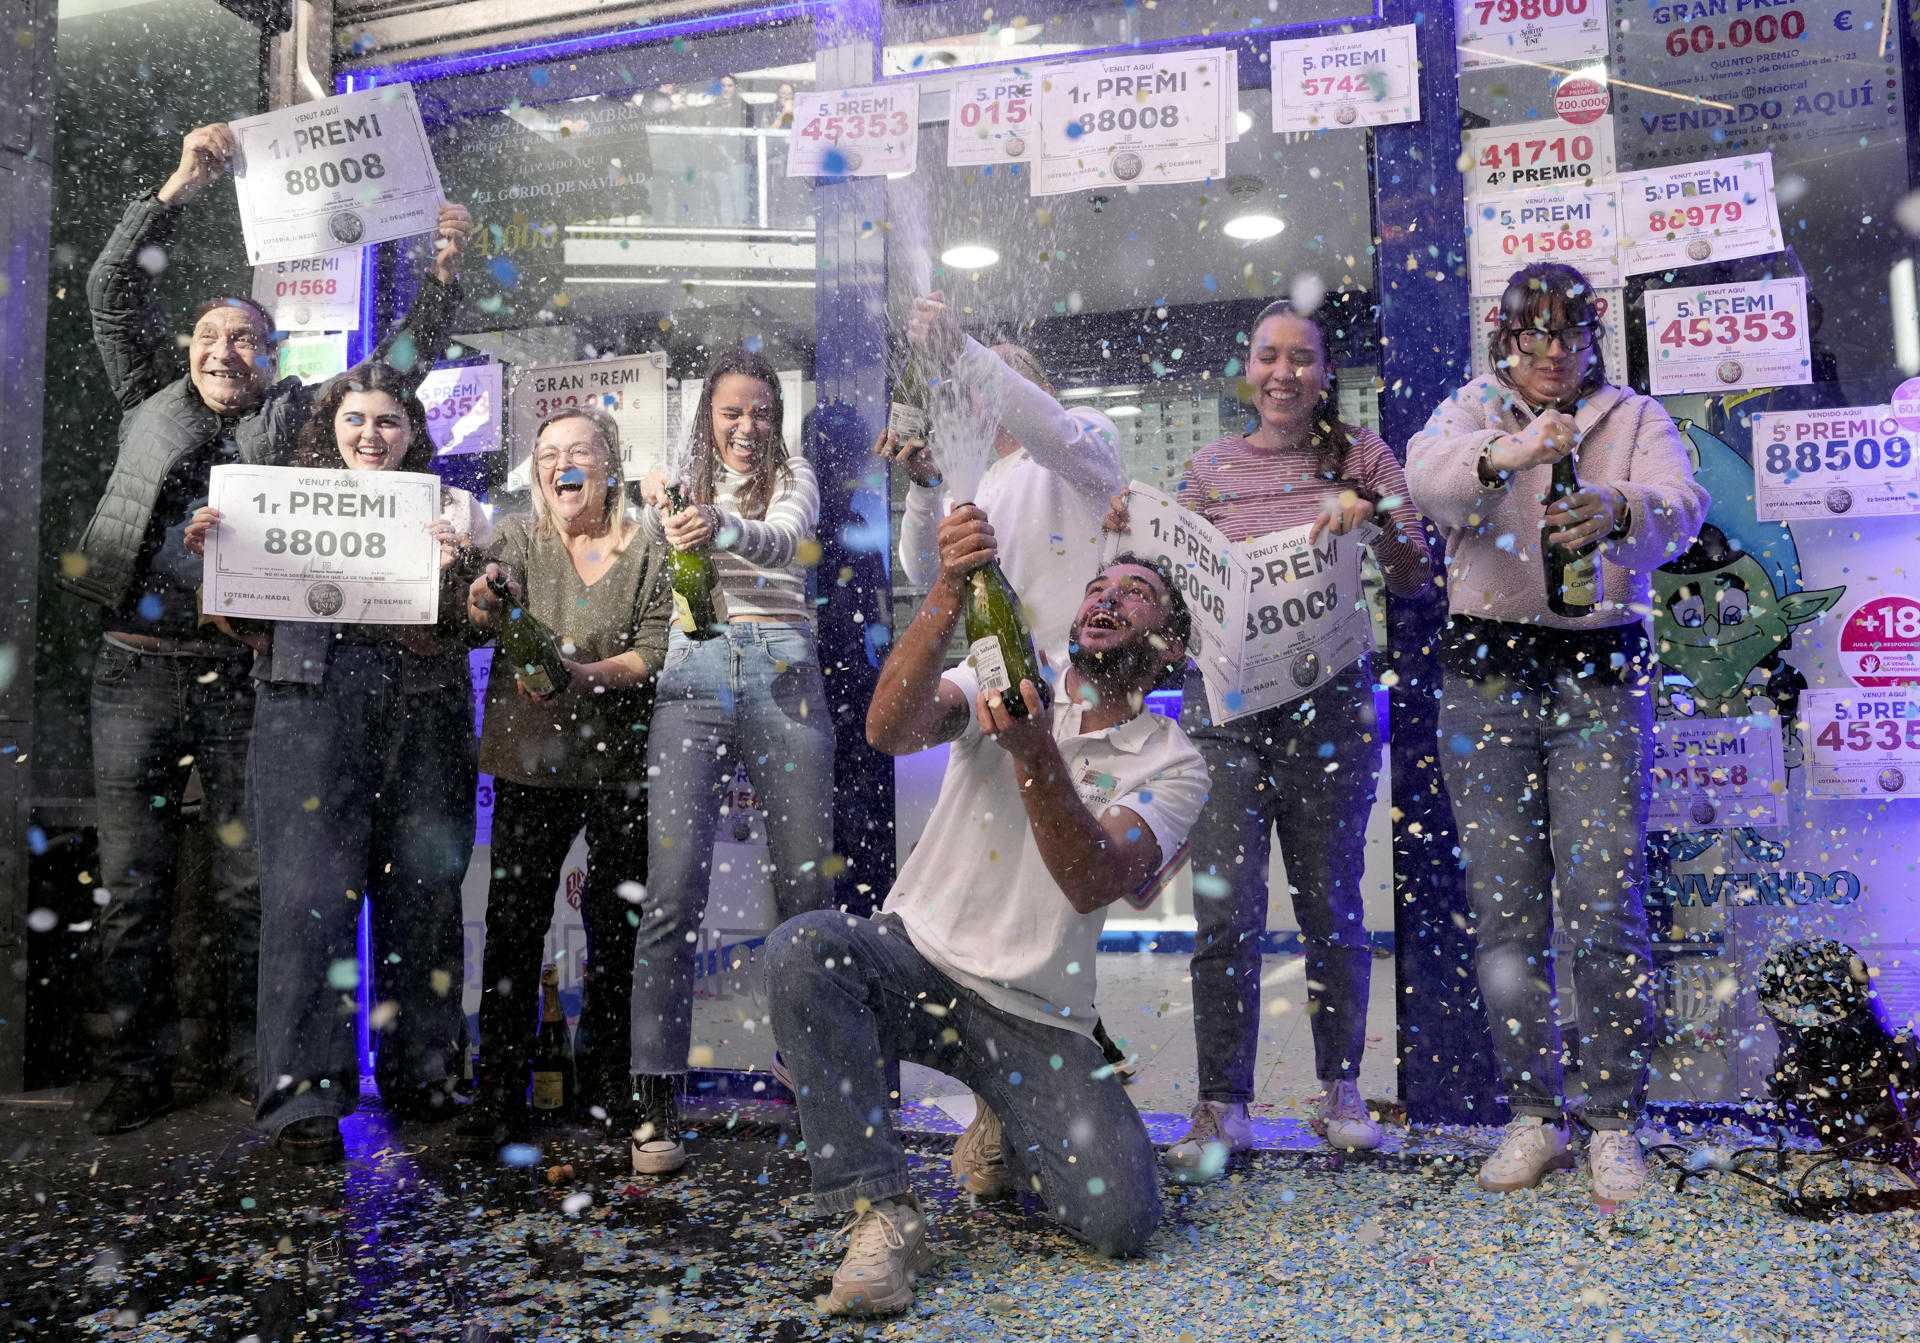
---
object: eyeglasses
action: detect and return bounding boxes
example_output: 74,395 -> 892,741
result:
535,446 -> 607,468
195,329 -> 264,354
1511,324 -> 1598,355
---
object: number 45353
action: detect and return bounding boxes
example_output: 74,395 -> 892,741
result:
1816,719 -> 1920,752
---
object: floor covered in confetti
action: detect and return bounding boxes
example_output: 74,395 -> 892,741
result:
3,1086 -> 1918,1342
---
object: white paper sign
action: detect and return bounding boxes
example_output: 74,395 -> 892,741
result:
1116,483 -> 1248,684
420,362 -> 503,458
1032,49 -> 1230,197
1469,184 -> 1622,294
229,83 -> 444,266
1456,0 -> 1608,72
1648,714 -> 1787,832
1803,689 -> 1920,800
1462,116 -> 1616,197
785,84 -> 919,178
507,352 -> 670,486
1750,406 -> 1920,522
1218,523 -> 1377,722
1617,153 -> 1783,275
1643,278 -> 1812,396
251,254 -> 362,332
947,70 -> 1036,165
1270,26 -> 1420,132
203,463 -> 442,624
1471,287 -> 1627,381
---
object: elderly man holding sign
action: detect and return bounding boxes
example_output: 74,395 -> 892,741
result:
68,118 -> 470,1138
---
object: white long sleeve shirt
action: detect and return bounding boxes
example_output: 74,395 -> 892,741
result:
897,338 -> 1125,669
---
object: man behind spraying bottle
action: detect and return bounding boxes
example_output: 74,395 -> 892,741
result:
762,517 -> 1209,1317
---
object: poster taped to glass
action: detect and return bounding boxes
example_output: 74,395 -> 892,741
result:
1750,406 -> 1920,522
506,352 -> 669,488
947,71 -> 1035,165
1647,714 -> 1786,832
1616,152 -> 1783,276
420,362 -> 504,458
201,464 -> 443,625
1456,0 -> 1608,72
1269,26 -> 1421,132
251,254 -> 362,332
1031,49 -> 1232,196
1461,116 -> 1616,198
1802,689 -> 1920,800
229,83 -> 445,266
1469,183 -> 1623,294
1643,277 -> 1811,395
785,84 -> 919,177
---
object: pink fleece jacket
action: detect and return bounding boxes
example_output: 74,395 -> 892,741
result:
1405,376 -> 1709,631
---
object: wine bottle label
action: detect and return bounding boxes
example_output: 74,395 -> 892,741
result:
888,401 -> 929,442
518,663 -> 557,697
1563,553 -> 1599,607
531,1070 -> 565,1110
969,634 -> 1013,695
673,590 -> 695,635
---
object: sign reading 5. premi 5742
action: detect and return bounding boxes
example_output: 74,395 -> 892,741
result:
230,83 -> 445,266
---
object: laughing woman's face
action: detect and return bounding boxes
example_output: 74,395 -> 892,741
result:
535,417 -> 613,531
333,391 -> 414,471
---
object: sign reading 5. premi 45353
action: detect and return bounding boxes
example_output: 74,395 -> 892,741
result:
1643,277 -> 1810,395
229,83 -> 445,266
1751,406 -> 1920,522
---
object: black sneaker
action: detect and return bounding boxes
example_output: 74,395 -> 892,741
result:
629,1074 -> 686,1175
86,1077 -> 175,1135
275,1116 -> 345,1166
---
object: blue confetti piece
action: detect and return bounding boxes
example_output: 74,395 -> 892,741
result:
27,826 -> 46,856
500,1143 -> 540,1167
137,594 -> 163,622
488,257 -> 521,290
529,68 -> 549,87
1065,120 -> 1085,140
1448,733 -> 1476,756
822,148 -> 848,175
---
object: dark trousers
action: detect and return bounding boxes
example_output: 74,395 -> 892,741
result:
90,638 -> 260,1086
251,646 -> 474,1134
481,779 -> 648,1105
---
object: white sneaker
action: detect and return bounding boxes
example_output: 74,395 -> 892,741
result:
951,1100 -> 1011,1198
1587,1129 -> 1649,1205
823,1197 -> 931,1317
1476,1115 -> 1573,1192
1313,1078 -> 1383,1152
1163,1100 -> 1254,1184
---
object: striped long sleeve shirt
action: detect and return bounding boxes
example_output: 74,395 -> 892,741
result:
645,454 -> 821,623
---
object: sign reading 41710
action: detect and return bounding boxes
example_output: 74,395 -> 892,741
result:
229,83 -> 445,266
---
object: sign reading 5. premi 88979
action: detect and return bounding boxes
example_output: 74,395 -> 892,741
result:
229,83 -> 445,266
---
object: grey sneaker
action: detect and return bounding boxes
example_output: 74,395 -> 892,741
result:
823,1196 -> 931,1317
951,1100 -> 1011,1197
1312,1078 -> 1383,1152
1477,1115 -> 1573,1192
1163,1100 -> 1253,1184
1587,1129 -> 1649,1205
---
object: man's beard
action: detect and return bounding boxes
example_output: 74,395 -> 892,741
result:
1067,628 -> 1163,694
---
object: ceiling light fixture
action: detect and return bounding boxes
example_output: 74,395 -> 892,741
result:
1223,213 -> 1285,242
1059,387 -> 1106,399
940,243 -> 1001,271
1107,404 -> 1142,418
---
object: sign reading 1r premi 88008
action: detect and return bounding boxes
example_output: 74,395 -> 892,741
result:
229,83 -> 445,266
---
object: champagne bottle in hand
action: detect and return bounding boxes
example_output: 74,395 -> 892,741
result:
662,484 -> 722,639
489,572 -> 572,697
1542,449 -> 1599,618
966,561 -> 1047,719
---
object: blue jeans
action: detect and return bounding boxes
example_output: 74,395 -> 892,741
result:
1438,667 -> 1657,1128
90,638 -> 260,1086
251,645 -> 474,1133
635,624 -> 836,1074
766,911 -> 1161,1255
1180,662 -> 1381,1100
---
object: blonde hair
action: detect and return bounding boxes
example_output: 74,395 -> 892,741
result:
529,406 -> 635,549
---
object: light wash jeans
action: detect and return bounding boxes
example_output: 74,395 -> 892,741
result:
765,911 -> 1160,1255
1179,662 -> 1382,1100
633,624 -> 836,1074
1438,666 -> 1657,1128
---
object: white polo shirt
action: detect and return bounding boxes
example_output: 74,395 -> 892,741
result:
884,663 -> 1210,1036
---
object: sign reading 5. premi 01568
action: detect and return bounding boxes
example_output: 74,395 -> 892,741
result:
229,83 -> 445,266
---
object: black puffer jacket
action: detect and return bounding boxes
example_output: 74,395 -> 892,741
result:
67,192 -> 461,610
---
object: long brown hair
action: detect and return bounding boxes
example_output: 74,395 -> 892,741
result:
1488,262 -> 1609,399
1248,299 -> 1357,481
684,347 -> 791,519
291,364 -> 434,474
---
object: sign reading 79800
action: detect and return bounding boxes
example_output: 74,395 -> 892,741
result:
230,83 -> 445,266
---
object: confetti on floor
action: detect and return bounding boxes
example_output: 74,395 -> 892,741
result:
2,1091 -> 1916,1341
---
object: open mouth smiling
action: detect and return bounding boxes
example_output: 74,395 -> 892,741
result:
554,466 -> 588,497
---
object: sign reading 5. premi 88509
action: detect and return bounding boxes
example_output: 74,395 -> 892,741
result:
229,83 -> 445,266
1751,406 -> 1920,523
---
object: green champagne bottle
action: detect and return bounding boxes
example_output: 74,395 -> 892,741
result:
529,963 -> 575,1115
488,572 -> 572,697
1542,449 -> 1599,618
887,343 -> 931,446
965,561 -> 1047,719
662,484 -> 722,639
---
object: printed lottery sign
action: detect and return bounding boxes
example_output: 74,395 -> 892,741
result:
1838,595 -> 1920,688
947,71 -> 1035,165
1648,714 -> 1786,832
1469,184 -> 1622,294
1270,26 -> 1420,133
419,362 -> 503,458
1032,49 -> 1230,197
1617,153 -> 1782,276
1803,688 -> 1920,800
1457,0 -> 1608,71
1115,484 -> 1248,681
251,254 -> 362,332
229,83 -> 444,266
1643,277 -> 1810,395
203,463 -> 442,624
785,84 -> 919,178
507,352 -> 669,486
1462,116 -> 1616,197
1219,523 -> 1377,722
1750,406 -> 1920,523
1471,287 -> 1627,381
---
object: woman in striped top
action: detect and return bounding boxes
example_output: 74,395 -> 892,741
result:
1148,300 -> 1433,1180
630,347 -> 833,1173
